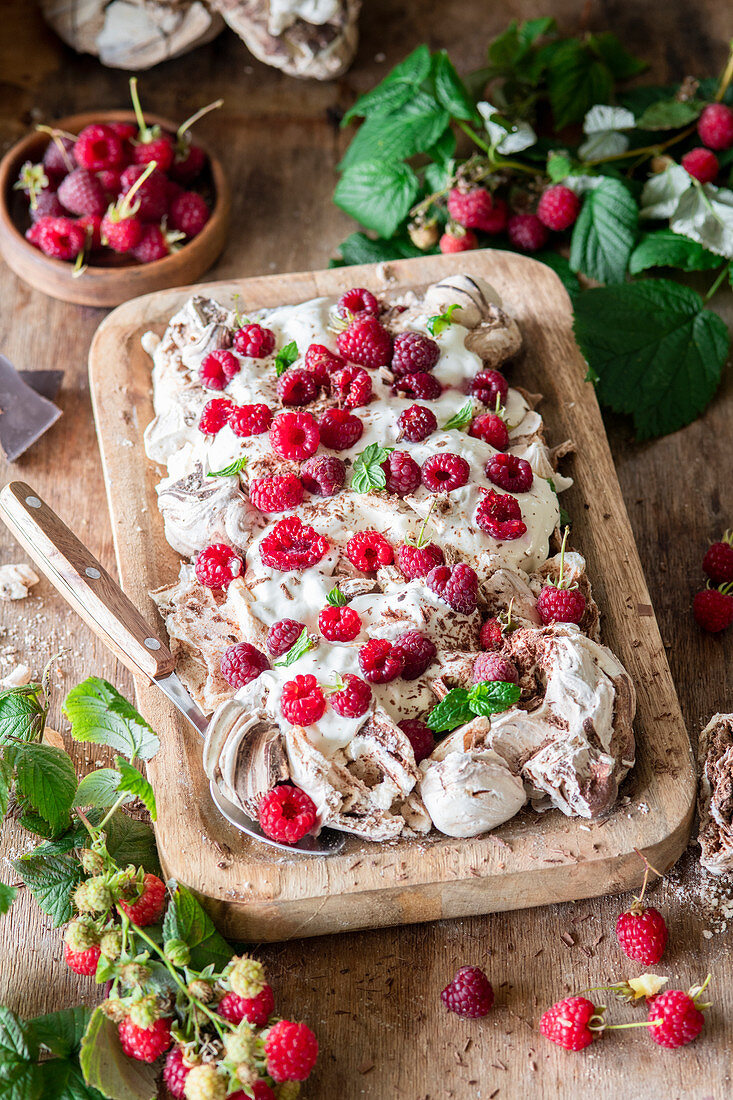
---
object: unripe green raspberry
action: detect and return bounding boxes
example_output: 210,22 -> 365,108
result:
128,995 -> 159,1029
187,979 -> 214,1004
101,998 -> 127,1023
275,1083 -> 301,1100
74,876 -> 111,914
164,938 -> 190,968
223,1021 -> 258,1065
183,1063 -> 226,1100
79,849 -> 105,876
118,962 -> 152,988
99,930 -> 123,960
64,919 -> 99,952
228,956 -> 266,999
234,1062 -> 258,1089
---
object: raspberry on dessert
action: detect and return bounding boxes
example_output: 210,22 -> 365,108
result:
473,652 -> 518,684
269,411 -> 319,460
398,718 -> 434,763
57,168 -> 107,216
468,369 -> 509,407
199,397 -> 233,435
118,1016 -> 172,1063
260,516 -> 330,571
681,147 -> 719,183
421,453 -> 470,493
702,536 -> 733,584
476,490 -> 527,541
234,323 -> 276,358
301,455 -> 346,497
199,348 -> 240,390
507,212 -> 549,252
169,191 -> 210,237
119,164 -> 168,221
426,562 -> 479,614
536,185 -> 581,231
337,287 -> 380,317
693,588 -> 733,632
319,603 -> 361,642
537,583 -> 586,625
280,675 -> 326,725
447,187 -> 508,233
118,873 -> 166,927
304,342 -> 344,382
346,530 -> 393,571
277,368 -> 317,407
218,985 -> 275,1028
358,638 -> 405,683
441,966 -> 494,1018
330,674 -> 372,718
230,403 -> 273,437
163,1046 -> 191,1099
698,102 -> 733,150
392,629 -> 436,680
195,543 -> 244,589
647,988 -> 706,1048
331,365 -> 372,409
336,314 -> 392,369
391,331 -> 440,377
616,905 -> 668,966
540,996 -> 599,1051
392,372 -> 442,401
480,617 -> 504,651
265,1020 -> 319,1083
318,407 -> 363,451
382,450 -> 421,496
398,404 -> 438,442
74,123 -> 125,171
439,229 -> 478,253
33,216 -> 85,260
259,784 -> 317,843
63,940 -> 101,976
486,452 -> 533,493
267,619 -> 305,657
395,539 -> 444,580
469,412 -> 509,450
221,642 -> 270,688
249,473 -> 304,512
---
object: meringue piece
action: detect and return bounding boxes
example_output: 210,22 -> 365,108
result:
422,274 -> 502,328
420,749 -> 526,837
0,564 -> 39,600
698,712 -> 733,875
463,306 -> 523,369
0,663 -> 32,687
205,703 -> 289,817
156,464 -> 258,557
481,565 -> 541,628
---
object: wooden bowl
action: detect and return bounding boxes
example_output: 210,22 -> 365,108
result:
0,110 -> 231,307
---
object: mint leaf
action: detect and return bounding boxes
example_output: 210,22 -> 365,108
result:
426,688 -> 474,733
545,39 -> 614,130
80,1009 -> 158,1100
274,627 -> 314,668
432,51 -> 477,121
115,758 -> 156,821
468,680 -> 521,717
0,884 -> 16,915
334,160 -> 420,238
63,678 -> 159,762
629,230 -> 721,274
274,341 -> 298,377
73,769 -> 126,811
207,456 -> 247,478
11,852 -> 82,926
573,280 -> 729,439
442,401 -> 474,431
162,883 -> 231,970
427,303 -> 461,337
104,813 -> 161,876
0,687 -> 45,745
636,98 -> 703,130
569,178 -> 638,284
13,743 -> 76,834
326,586 -> 348,608
30,1007 -> 93,1059
339,91 -> 449,171
351,443 -> 393,493
343,44 -> 432,124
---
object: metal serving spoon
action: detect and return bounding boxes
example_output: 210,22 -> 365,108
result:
0,481 -> 344,857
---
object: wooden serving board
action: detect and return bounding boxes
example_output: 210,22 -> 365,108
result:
88,251 -> 696,942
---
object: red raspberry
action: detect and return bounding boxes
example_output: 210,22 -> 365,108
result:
131,224 -> 172,263
469,412 -> 509,450
647,989 -> 706,1048
133,132 -> 175,172
77,213 -> 102,249
398,404 -> 438,442
346,530 -> 393,571
319,604 -> 361,642
118,873 -> 166,926
234,324 -> 276,358
169,191 -> 209,237
476,490 -> 527,541
230,403 -> 273,436
392,372 -> 442,401
693,588 -> 733,632
277,368 -> 317,407
440,229 -> 478,253
100,209 -> 143,253
395,539 -> 444,580
358,638 -> 404,683
170,142 -> 206,184
265,1020 -> 319,1083
199,348 -> 240,390
336,314 -> 392,369
398,718 -> 434,763
537,583 -> 586,625
250,1085 -> 276,1100
337,287 -> 379,317
163,1046 -> 190,1099
119,164 -> 168,221
33,216 -> 85,260
260,517 -> 329,571
486,452 -> 533,493
194,543 -> 244,589
536,185 -> 581,231
698,102 -> 733,150
118,1016 -> 172,1063
331,365 -> 372,409
63,940 -> 101,976
43,133 -> 75,178
480,617 -> 504,650
391,332 -> 440,377
221,642 -> 270,688
473,652 -> 518,684
260,784 -> 317,842
73,123 -> 125,170
382,450 -> 421,496
57,168 -> 107,216
269,411 -> 319,459
702,537 -> 733,583
30,190 -> 67,222
616,905 -> 668,966
681,147 -> 719,183
441,966 -> 494,1018
218,986 -> 275,1028
300,455 -> 345,496
426,562 -> 479,614
281,676 -> 326,725
267,619 -> 305,657
109,120 -> 138,143
249,473 -> 304,513
540,996 -> 599,1051
96,167 -> 123,199
304,342 -> 344,382
448,188 -> 508,233
330,674 -> 372,718
392,629 -> 436,680
318,407 -> 363,450
421,453 -> 470,493
469,369 -> 509,407
507,213 -> 549,252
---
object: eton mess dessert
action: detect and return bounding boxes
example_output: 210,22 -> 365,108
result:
142,272 -> 636,846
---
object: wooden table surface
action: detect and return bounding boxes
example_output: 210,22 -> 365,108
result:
1,2 -> 732,1097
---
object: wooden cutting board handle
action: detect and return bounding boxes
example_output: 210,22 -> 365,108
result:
0,481 -> 176,681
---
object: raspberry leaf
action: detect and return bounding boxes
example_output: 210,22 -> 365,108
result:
73,768 -> 128,811
0,883 -> 16,916
63,678 -> 159,762
11,852 -> 82,926
342,44 -> 432,125
104,813 -> 161,877
274,627 -> 314,668
13,743 -> 77,835
207,455 -> 247,478
427,303 -> 461,337
670,183 -> 733,258
339,91 -> 449,172
162,883 -> 232,970
442,401 -> 474,431
115,757 -> 157,821
544,39 -> 615,130
426,688 -> 474,733
274,341 -> 298,377
335,160 -> 420,238
351,443 -> 394,493
629,230 -> 721,274
326,586 -> 348,607
333,231 -> 425,267
29,1007 -> 94,1059
574,280 -> 729,438
432,51 -> 478,121
0,685 -> 46,745
80,1008 -> 158,1100
636,98 -> 704,130
569,178 -> 638,284
468,680 -> 521,716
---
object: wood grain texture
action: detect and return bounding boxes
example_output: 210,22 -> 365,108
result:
1,2 -> 733,1096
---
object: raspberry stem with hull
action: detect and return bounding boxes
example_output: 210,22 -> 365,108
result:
176,99 -> 224,143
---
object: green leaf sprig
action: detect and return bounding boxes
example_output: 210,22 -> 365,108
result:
427,679 -> 521,733
442,400 -> 475,432
274,340 -> 299,377
207,455 -> 247,478
427,302 -> 461,336
274,626 -> 315,667
351,442 -> 394,492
